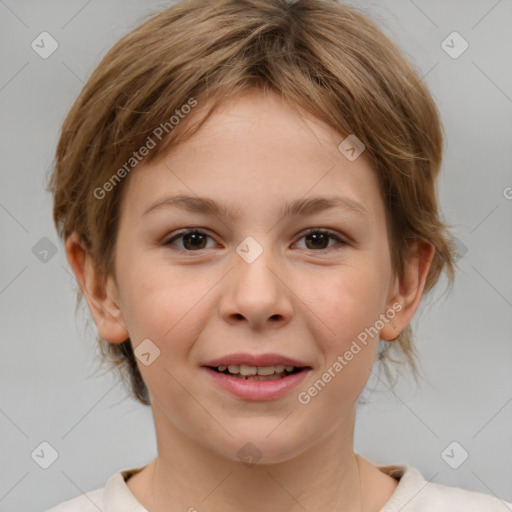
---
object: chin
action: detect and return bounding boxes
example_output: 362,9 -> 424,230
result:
211,429 -> 313,466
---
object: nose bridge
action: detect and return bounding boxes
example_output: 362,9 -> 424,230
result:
234,234 -> 279,294
222,233 -> 292,326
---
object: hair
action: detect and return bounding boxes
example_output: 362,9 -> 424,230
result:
47,0 -> 457,406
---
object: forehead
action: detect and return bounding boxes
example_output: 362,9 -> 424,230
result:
119,90 -> 386,224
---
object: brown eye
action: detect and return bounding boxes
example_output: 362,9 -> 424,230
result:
295,229 -> 345,251
164,228 -> 346,253
165,229 -> 215,251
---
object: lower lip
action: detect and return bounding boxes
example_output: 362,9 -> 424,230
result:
202,367 -> 310,401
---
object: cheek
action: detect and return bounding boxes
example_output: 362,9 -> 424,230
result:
300,270 -> 385,410
304,263 -> 389,349
119,262 -> 210,352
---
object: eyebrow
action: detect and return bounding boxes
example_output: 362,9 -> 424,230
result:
142,194 -> 369,221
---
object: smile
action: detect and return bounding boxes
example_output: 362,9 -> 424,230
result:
211,364 -> 302,380
203,365 -> 311,400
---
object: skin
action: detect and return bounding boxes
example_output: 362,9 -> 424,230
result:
66,88 -> 434,512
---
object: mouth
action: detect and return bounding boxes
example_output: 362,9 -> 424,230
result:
207,364 -> 306,381
201,353 -> 312,400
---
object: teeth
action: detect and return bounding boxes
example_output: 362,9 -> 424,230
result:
257,366 -> 276,376
216,364 -> 299,377
240,364 -> 257,376
231,373 -> 284,381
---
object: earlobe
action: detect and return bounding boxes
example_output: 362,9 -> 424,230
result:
380,240 -> 435,341
64,232 -> 129,343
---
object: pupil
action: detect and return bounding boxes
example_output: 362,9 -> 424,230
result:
306,233 -> 328,250
184,233 -> 206,250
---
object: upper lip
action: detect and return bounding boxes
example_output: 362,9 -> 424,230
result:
202,353 -> 311,368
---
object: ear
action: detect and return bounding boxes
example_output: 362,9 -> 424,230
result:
380,240 -> 435,341
64,232 -> 129,343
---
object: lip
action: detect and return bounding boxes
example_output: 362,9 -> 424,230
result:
202,352 -> 311,368
202,366 -> 311,401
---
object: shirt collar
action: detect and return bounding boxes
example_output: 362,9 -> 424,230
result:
103,466 -> 148,512
377,464 -> 429,511
103,463 -> 426,512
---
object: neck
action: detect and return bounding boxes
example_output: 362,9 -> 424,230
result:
131,405 -> 367,512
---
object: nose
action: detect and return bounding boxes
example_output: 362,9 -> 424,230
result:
219,239 -> 293,330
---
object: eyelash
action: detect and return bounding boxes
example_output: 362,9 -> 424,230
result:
163,228 -> 347,253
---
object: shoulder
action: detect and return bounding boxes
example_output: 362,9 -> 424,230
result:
378,464 -> 512,512
45,466 -> 147,512
45,488 -> 104,512
410,479 -> 512,511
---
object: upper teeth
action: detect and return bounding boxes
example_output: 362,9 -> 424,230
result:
217,364 -> 296,375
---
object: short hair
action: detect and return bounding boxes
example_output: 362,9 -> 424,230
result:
48,0 -> 457,406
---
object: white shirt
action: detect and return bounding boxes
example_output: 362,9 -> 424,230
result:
46,464 -> 512,511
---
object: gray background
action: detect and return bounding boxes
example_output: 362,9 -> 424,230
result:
1,0 -> 511,510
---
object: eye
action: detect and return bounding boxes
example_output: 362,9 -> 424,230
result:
294,229 -> 346,251
164,229 -> 217,251
163,228 -> 346,253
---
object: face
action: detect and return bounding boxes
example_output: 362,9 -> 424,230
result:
95,89 -> 410,464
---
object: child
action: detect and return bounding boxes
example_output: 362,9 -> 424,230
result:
46,0 -> 511,510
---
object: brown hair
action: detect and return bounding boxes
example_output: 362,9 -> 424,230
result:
48,0 -> 457,406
